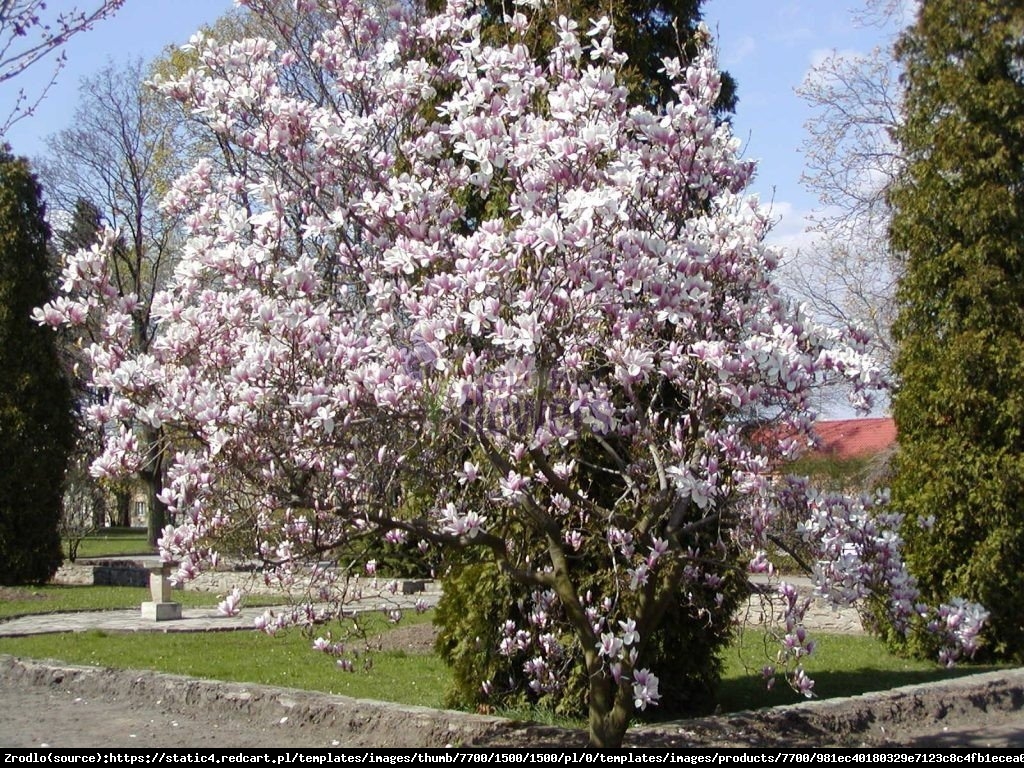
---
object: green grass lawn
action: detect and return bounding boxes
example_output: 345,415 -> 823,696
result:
65,527 -> 154,560
0,592 -> 1005,720
66,528 -> 152,561
0,584 -> 287,620
0,610 -> 448,709
714,629 -> 1007,713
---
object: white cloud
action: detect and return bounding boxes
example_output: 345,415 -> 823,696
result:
761,200 -> 824,259
720,34 -> 756,67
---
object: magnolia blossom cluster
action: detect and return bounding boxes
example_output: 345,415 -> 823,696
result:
36,0 -> 984,738
787,478 -> 987,668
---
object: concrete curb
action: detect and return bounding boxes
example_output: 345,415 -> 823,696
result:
0,655 -> 568,748
2,654 -> 1022,747
633,667 -> 1024,746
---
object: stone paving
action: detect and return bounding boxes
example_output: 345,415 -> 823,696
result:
0,606 -> 263,636
0,573 -> 444,638
6,562 -> 863,638
2,561 -> 1023,747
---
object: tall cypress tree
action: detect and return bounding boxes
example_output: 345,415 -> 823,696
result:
888,0 -> 1024,660
0,146 -> 74,584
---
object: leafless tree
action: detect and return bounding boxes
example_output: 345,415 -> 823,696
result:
782,0 -> 915,380
36,58 -> 193,546
791,44 -> 903,371
0,0 -> 124,131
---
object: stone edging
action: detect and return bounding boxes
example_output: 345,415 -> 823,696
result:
0,655 -> 564,748
2,654 -> 1022,747
631,667 -> 1024,746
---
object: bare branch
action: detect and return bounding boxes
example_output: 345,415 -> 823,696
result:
0,0 -> 124,132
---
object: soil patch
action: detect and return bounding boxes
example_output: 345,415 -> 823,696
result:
0,586 -> 47,602
370,621 -> 437,654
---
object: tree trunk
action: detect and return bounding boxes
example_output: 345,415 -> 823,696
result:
114,488 -> 130,527
139,425 -> 166,548
146,481 -> 165,548
542,539 -> 634,747
91,487 -> 106,529
145,475 -> 166,549
586,661 -> 632,748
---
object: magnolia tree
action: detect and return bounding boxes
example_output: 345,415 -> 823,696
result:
37,0 -> 986,747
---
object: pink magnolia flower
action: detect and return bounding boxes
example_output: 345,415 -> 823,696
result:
631,668 -> 661,711
216,587 -> 243,617
597,632 -> 623,660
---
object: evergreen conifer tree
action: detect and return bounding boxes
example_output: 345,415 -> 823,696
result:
0,146 -> 74,584
888,0 -> 1024,660
425,0 -> 736,111
431,0 -> 744,715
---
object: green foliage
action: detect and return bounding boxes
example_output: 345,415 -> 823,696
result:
434,559 -> 531,712
786,455 -> 874,492
425,0 -> 736,113
337,536 -> 436,579
0,146 -> 74,585
435,549 -> 748,720
887,0 -> 1024,660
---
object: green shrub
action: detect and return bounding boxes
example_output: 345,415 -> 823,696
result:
435,548 -> 748,719
885,0 -> 1024,663
876,446 -> 1024,662
434,559 -> 532,712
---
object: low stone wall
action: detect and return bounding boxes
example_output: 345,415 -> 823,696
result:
54,562 -> 438,600
0,655 -> 545,748
90,561 -> 149,588
3,654 -> 1023,747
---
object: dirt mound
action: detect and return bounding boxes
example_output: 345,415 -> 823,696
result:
368,621 -> 438,654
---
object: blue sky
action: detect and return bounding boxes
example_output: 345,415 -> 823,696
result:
704,0 -> 901,251
2,0 -> 234,156
3,0 -> 896,253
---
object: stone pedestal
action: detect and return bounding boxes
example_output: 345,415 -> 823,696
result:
141,601 -> 183,620
141,563 -> 182,621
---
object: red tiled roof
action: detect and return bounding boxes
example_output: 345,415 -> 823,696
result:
810,418 -> 896,460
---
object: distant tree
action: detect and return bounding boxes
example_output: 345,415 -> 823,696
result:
0,0 -> 124,132
793,46 -> 901,371
0,145 -> 74,584
54,197 -> 104,255
60,443 -> 104,561
787,0 -> 911,379
887,0 -> 1024,661
37,60 -> 190,546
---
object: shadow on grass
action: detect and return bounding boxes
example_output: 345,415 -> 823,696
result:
714,663 -> 1010,715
